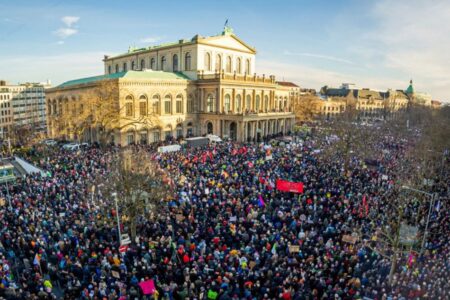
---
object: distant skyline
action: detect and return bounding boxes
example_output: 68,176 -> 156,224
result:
1,0 -> 449,101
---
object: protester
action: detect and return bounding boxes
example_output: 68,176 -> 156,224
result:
0,131 -> 448,300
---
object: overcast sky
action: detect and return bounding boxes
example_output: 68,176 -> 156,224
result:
1,0 -> 449,101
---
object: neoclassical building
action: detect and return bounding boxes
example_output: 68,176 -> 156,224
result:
46,26 -> 295,144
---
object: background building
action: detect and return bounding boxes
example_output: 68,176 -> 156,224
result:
0,80 -> 50,141
46,27 -> 295,144
319,83 -> 410,120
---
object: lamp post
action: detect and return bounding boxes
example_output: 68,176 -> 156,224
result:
401,185 -> 436,255
112,192 -> 122,243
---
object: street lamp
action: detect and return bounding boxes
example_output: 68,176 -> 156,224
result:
112,192 -> 122,243
401,185 -> 436,254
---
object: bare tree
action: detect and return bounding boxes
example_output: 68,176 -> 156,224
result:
52,80 -> 162,146
292,94 -> 321,123
101,148 -> 172,241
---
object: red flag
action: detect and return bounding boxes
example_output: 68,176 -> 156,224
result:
231,149 -> 238,156
363,195 -> 369,216
276,179 -> 304,193
208,151 -> 213,160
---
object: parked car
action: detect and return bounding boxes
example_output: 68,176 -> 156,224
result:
206,134 -> 223,143
62,143 -> 80,151
42,139 -> 57,146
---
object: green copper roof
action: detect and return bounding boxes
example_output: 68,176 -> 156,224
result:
57,71 -> 190,88
405,80 -> 414,94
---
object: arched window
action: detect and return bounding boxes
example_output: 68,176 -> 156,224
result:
176,124 -> 183,138
152,95 -> 160,114
161,56 -> 166,71
255,95 -> 260,112
215,54 -> 222,72
246,95 -> 251,111
226,56 -> 232,73
235,95 -> 242,113
204,52 -> 211,71
245,59 -> 251,74
236,58 -> 242,74
185,52 -> 191,71
175,94 -> 183,113
123,62 -> 127,72
140,59 -> 145,70
284,98 -> 288,111
150,58 -> 156,70
187,95 -> 194,113
224,94 -> 231,112
108,65 -> 112,74
206,94 -> 214,112
125,95 -> 133,117
173,54 -> 178,71
164,95 -> 172,114
115,64 -> 119,73
139,95 -> 147,117
264,95 -> 269,112
131,61 -> 135,70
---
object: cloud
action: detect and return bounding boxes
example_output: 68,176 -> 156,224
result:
139,36 -> 162,44
54,27 -> 78,39
0,52 -> 105,86
61,16 -> 80,27
56,40 -> 65,45
54,16 -> 80,40
258,59 -> 405,92
283,50 -> 354,65
365,0 -> 450,100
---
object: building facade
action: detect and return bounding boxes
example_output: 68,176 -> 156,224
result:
319,83 -> 409,120
0,80 -> 49,140
46,27 -> 295,144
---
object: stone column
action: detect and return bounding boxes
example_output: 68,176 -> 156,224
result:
199,88 -> 203,111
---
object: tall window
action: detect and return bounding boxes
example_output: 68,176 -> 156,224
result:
246,95 -> 251,110
224,94 -> 231,112
173,54 -> 178,71
164,95 -> 172,114
185,52 -> 191,71
125,102 -> 133,117
123,62 -> 127,72
152,95 -> 160,114
131,61 -> 135,70
206,94 -> 214,112
153,131 -> 160,142
140,59 -> 145,70
115,64 -> 119,73
236,58 -> 242,74
139,95 -> 147,117
264,95 -> 269,112
215,54 -> 222,72
204,52 -> 211,71
127,132 -> 135,145
235,95 -> 242,113
175,94 -> 183,113
176,125 -> 183,138
161,56 -> 166,71
150,58 -> 156,70
255,95 -> 260,112
226,56 -> 232,73
187,95 -> 194,113
108,65 -> 112,74
125,95 -> 133,117
245,59 -> 251,74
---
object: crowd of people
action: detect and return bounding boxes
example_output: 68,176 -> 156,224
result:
0,131 -> 448,300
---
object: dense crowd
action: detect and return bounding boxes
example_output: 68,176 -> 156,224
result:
0,132 -> 448,300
